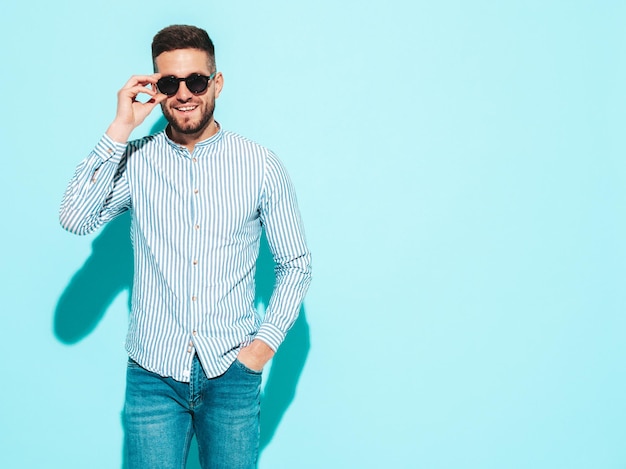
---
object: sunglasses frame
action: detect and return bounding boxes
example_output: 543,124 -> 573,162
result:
156,72 -> 216,96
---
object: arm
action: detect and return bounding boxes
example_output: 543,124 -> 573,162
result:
239,152 -> 312,370
59,136 -> 131,235
59,75 -> 167,235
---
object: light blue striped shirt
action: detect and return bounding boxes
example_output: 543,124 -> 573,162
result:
60,126 -> 311,381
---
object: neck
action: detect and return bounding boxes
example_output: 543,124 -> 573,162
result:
167,120 -> 219,152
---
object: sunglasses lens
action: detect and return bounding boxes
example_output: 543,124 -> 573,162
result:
157,77 -> 179,96
186,74 -> 209,94
157,74 -> 212,95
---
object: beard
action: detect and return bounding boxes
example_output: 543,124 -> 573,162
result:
161,99 -> 215,135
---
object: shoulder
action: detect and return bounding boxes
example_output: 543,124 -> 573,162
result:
126,132 -> 166,153
220,129 -> 276,160
220,130 -> 290,180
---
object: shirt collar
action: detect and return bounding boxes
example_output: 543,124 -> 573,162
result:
161,121 -> 224,153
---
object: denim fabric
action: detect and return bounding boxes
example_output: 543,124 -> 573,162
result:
123,355 -> 261,469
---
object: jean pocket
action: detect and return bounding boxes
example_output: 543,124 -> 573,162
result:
127,358 -> 142,369
234,359 -> 263,375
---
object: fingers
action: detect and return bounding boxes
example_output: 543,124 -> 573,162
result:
119,74 -> 163,100
133,92 -> 167,119
112,74 -> 165,131
141,92 -> 168,108
151,93 -> 168,104
109,74 -> 167,141
122,73 -> 161,88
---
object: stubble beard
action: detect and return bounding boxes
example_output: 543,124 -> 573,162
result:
162,100 -> 216,136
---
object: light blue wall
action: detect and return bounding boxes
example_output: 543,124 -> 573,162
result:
1,1 -> 625,467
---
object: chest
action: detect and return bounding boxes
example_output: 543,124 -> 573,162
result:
126,151 -> 264,236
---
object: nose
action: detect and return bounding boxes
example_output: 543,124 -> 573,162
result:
175,81 -> 193,101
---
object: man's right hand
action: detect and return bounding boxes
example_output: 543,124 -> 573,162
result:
106,74 -> 168,143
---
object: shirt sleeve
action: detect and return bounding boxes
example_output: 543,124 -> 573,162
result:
255,151 -> 312,351
59,134 -> 131,235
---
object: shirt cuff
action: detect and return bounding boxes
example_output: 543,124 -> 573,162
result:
94,134 -> 127,165
254,322 -> 287,352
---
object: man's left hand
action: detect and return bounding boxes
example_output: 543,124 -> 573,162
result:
237,339 -> 275,372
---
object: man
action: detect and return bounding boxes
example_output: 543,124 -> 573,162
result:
60,25 -> 311,469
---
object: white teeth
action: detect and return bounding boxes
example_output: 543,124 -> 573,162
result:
177,106 -> 197,111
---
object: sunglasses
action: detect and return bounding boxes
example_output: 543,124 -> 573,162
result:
156,72 -> 216,96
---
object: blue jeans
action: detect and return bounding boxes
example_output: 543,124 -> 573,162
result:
123,355 -> 261,469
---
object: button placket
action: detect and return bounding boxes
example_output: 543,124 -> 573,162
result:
188,151 -> 201,351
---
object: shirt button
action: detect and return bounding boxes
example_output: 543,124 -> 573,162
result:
192,157 -> 197,163
192,260 -> 198,265
192,296 -> 197,301
194,189 -> 199,194
192,330 -> 197,336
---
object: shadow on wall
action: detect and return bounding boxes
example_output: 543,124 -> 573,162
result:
54,213 -> 134,342
54,118 -> 311,468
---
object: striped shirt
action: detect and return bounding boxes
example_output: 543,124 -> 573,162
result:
60,126 -> 312,381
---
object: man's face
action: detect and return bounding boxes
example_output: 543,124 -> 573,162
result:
155,48 -> 223,138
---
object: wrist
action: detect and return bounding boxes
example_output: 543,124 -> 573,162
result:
106,120 -> 134,143
238,339 -> 275,370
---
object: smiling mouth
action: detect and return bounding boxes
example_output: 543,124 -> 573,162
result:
175,105 -> 198,112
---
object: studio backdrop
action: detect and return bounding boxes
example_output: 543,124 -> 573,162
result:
1,1 -> 624,468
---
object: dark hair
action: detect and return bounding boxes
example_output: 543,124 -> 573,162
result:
151,25 -> 215,70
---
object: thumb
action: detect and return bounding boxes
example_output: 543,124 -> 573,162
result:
138,94 -> 167,119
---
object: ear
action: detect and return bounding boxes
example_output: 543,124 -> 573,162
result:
213,71 -> 224,99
